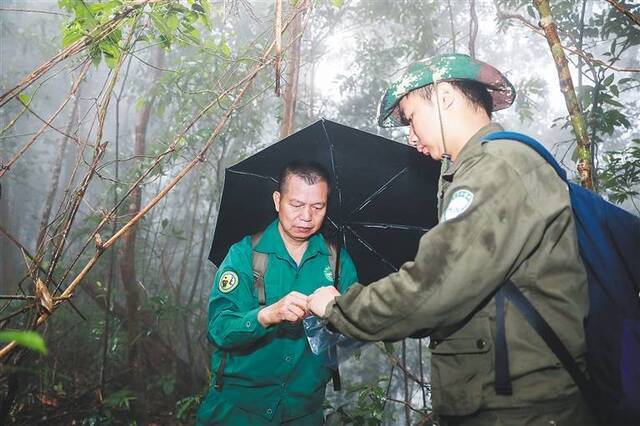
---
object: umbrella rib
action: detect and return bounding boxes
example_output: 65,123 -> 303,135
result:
228,169 -> 279,184
348,222 -> 432,233
345,225 -> 399,273
321,120 -> 344,215
349,167 -> 409,217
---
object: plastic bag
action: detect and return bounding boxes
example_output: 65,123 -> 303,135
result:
303,315 -> 368,369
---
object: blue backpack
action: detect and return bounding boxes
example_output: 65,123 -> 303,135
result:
483,131 -> 640,424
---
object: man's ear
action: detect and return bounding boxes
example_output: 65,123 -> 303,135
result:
273,191 -> 281,212
437,82 -> 456,110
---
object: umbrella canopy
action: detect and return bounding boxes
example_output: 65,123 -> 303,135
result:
209,119 -> 440,284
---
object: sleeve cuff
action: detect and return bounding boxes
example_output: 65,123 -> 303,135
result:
324,299 -> 341,333
243,307 -> 271,338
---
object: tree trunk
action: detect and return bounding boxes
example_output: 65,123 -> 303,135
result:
534,0 -> 593,188
0,181 -> 14,293
468,0 -> 478,58
118,47 -> 164,420
280,2 -> 304,138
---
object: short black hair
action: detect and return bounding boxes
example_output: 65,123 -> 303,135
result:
412,80 -> 493,118
278,160 -> 332,194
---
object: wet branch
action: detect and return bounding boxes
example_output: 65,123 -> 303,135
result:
534,0 -> 592,188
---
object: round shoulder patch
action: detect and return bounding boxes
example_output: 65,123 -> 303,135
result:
442,188 -> 474,222
218,271 -> 239,293
323,265 -> 334,282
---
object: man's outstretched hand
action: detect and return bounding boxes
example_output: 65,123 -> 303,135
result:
257,291 -> 309,327
308,286 -> 340,318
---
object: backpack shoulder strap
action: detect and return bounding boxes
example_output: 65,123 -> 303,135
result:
482,130 -> 568,182
326,241 -> 338,286
324,239 -> 343,391
251,231 -> 267,306
494,281 -> 598,419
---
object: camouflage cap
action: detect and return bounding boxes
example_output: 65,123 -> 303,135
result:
377,53 -> 516,128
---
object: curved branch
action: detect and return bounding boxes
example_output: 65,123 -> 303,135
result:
605,0 -> 640,27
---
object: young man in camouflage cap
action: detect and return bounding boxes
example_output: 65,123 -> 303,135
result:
308,53 -> 595,424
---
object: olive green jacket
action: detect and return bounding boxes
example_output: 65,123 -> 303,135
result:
325,123 -> 589,416
200,220 -> 358,423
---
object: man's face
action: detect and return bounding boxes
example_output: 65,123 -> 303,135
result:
273,174 -> 329,242
399,91 -> 445,160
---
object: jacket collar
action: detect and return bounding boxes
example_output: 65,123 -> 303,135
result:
255,219 -> 329,264
442,122 -> 504,179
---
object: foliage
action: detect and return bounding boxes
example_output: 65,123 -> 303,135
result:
495,0 -> 640,209
58,0 -> 213,67
1,0 -> 638,423
0,330 -> 48,355
326,381 -> 389,425
600,139 -> 640,211
175,394 -> 202,421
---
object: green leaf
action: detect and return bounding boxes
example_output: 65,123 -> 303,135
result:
602,74 -> 614,86
331,0 -> 345,6
610,85 -> 619,97
220,41 -> 231,58
383,341 -> 394,355
0,330 -> 48,355
62,23 -> 84,47
150,12 -> 174,43
18,93 -> 30,105
167,14 -> 179,32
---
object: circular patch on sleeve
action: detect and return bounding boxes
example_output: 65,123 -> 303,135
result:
218,271 -> 239,293
323,265 -> 334,282
442,189 -> 474,222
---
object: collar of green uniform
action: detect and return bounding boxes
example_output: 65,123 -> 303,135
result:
442,122 -> 504,178
254,219 -> 330,260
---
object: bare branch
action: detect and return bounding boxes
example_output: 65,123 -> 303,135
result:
605,0 -> 640,27
0,7 -> 70,17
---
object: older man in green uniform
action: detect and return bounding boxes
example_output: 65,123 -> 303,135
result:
308,54 -> 595,425
197,160 -> 358,425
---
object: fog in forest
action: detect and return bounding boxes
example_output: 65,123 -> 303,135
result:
1,0 -> 638,424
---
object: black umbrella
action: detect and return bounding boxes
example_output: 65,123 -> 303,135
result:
208,119 -> 440,285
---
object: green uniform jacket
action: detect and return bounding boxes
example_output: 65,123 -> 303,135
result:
198,219 -> 358,424
325,123 -> 589,417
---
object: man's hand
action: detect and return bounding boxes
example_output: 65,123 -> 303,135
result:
308,286 -> 340,318
257,291 -> 309,327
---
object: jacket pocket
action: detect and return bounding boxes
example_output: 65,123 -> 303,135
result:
430,315 -> 493,416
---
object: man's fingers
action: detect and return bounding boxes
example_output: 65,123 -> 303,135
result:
287,298 -> 309,311
287,304 -> 306,319
287,291 -> 310,307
